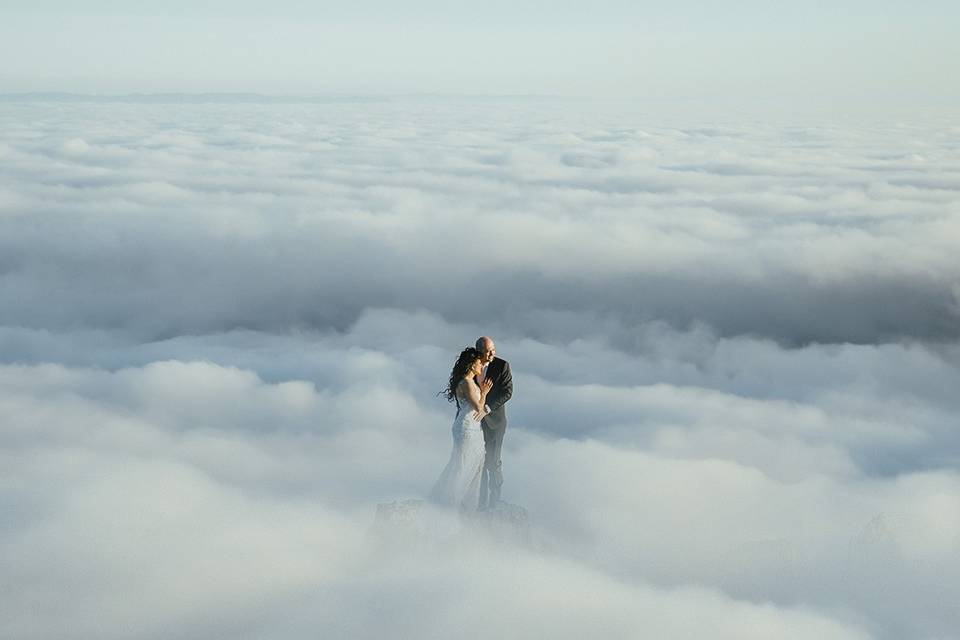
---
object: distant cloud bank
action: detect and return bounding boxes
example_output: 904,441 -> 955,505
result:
1,99 -> 958,639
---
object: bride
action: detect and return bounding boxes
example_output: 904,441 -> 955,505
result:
429,347 -> 493,512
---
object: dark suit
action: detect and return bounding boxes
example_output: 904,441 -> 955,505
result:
479,357 -> 512,508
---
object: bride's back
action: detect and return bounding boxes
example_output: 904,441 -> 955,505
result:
453,378 -> 480,426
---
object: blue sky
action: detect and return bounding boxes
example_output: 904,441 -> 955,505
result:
1,0 -> 957,98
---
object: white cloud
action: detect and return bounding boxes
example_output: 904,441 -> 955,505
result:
1,99 -> 958,638
0,360 -> 896,640
2,101 -> 958,344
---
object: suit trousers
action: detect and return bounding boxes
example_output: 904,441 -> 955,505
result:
479,423 -> 505,508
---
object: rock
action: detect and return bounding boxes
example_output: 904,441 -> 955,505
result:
370,499 -> 533,549
845,512 -> 911,592
370,499 -> 430,547
374,499 -> 425,530
853,512 -> 896,547
472,501 -> 532,547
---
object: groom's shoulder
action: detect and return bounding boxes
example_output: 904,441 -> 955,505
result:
494,356 -> 510,369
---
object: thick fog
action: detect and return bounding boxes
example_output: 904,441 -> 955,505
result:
1,99 -> 958,639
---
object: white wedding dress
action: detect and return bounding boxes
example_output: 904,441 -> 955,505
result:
429,392 -> 485,512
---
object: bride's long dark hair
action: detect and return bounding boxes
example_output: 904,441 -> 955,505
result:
440,347 -> 482,402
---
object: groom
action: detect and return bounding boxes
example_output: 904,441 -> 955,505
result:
474,336 -> 513,509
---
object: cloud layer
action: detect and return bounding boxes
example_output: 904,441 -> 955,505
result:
1,98 -> 959,639
1,101 -> 958,344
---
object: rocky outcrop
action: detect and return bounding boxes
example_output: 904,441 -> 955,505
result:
370,499 -> 532,549
471,500 -> 532,546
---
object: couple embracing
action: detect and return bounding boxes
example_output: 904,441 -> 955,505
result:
430,336 -> 513,512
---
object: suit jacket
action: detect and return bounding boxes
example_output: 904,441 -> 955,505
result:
481,357 -> 512,431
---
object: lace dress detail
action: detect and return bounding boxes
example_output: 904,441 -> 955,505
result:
428,389 -> 485,512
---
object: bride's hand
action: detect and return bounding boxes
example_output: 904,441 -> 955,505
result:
480,378 -> 493,394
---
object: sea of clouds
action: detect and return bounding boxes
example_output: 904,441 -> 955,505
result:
1,97 -> 958,639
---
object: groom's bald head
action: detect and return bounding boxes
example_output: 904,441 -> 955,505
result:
476,336 -> 496,364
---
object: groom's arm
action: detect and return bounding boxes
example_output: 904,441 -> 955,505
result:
486,361 -> 513,413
